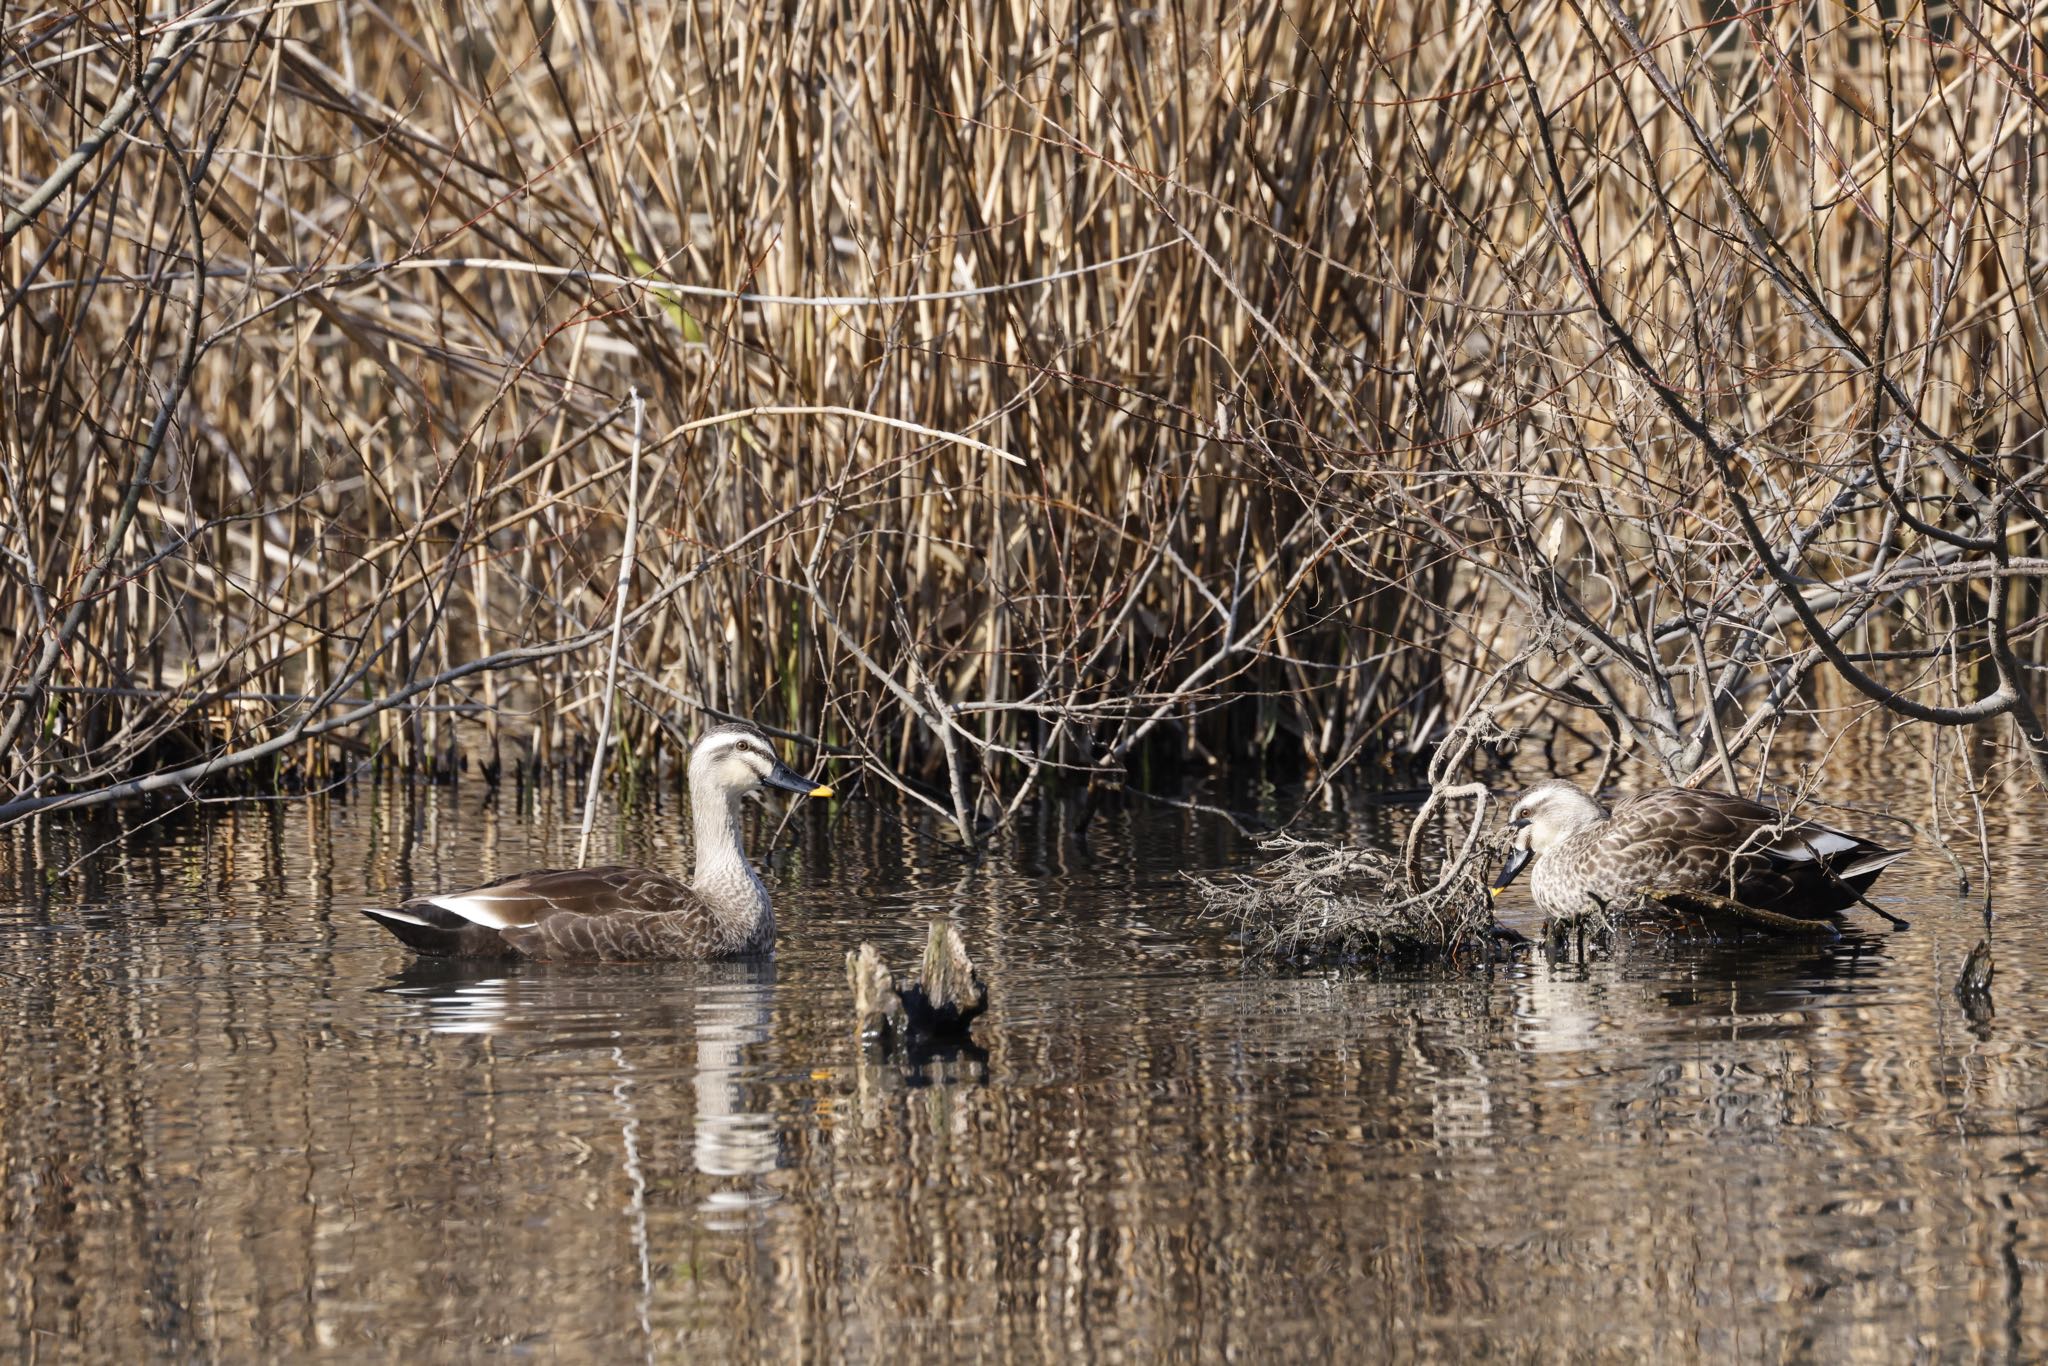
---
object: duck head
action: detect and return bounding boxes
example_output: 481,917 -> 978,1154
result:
691,723 -> 834,800
1490,780 -> 1608,896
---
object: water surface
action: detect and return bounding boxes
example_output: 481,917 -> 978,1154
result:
2,775 -> 2044,1361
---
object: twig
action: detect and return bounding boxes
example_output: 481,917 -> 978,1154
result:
576,390 -> 645,868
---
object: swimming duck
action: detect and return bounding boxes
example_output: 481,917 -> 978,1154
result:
361,723 -> 832,961
1491,780 -> 1905,924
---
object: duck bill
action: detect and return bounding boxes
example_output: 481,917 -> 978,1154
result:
764,760 -> 833,799
1490,846 -> 1534,897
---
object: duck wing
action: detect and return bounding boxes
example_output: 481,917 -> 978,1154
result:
1592,789 -> 1762,892
415,866 -> 690,924
498,907 -> 733,962
361,867 -> 699,958
1605,789 -> 1901,915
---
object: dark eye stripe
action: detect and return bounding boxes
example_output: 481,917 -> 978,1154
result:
701,730 -> 779,767
713,736 -> 771,764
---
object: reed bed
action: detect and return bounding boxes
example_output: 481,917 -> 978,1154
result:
2,0 -> 2044,837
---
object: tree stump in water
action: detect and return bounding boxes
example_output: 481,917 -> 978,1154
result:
846,943 -> 908,1038
845,920 -> 987,1047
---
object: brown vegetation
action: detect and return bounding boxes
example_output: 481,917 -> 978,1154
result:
3,0 -> 2044,839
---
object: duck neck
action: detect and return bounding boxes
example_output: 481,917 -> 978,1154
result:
690,788 -> 771,945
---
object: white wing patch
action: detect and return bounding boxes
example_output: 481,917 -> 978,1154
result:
1764,828 -> 1859,862
425,891 -> 540,929
1840,849 -> 1907,879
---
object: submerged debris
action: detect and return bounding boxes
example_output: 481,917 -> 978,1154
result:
1957,935 -> 1994,1000
846,920 -> 988,1050
1193,833 -> 1510,966
1954,935 -> 1996,1035
1636,886 -> 1845,937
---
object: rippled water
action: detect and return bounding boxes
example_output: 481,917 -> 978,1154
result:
2,772 -> 2045,1361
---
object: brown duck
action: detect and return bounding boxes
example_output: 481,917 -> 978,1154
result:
1491,780 -> 1905,923
361,723 -> 832,961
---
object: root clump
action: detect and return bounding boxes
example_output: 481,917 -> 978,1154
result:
1194,833 -> 1512,967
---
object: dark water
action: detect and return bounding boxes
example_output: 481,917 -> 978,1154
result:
2,773 -> 2044,1362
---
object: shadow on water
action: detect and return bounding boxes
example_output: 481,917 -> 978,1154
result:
2,780 -> 2047,1360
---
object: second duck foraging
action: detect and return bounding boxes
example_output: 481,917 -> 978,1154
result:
361,723 -> 832,961
1491,780 -> 1906,927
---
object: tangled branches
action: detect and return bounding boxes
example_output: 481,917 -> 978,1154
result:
2,1 -> 2043,839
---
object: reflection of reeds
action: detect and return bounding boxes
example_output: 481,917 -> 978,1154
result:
3,2 -> 2042,826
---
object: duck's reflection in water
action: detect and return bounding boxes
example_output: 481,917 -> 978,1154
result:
1509,927 -> 1896,1054
380,957 -> 520,1034
377,957 -> 783,1224
691,968 -> 781,1224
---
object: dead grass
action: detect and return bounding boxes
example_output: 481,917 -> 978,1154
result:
3,1 -> 2043,835
1193,833 -> 1505,965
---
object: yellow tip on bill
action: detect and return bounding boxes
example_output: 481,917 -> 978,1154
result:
1488,885 -> 1503,898
809,783 -> 835,799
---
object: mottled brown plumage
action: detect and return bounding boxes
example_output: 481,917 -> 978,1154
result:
367,866 -> 767,961
1493,780 -> 1905,923
360,724 -> 832,962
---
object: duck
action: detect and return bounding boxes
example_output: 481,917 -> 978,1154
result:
361,722 -> 833,961
1490,779 -> 1905,924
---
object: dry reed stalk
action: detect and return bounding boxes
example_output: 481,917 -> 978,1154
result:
576,389 -> 644,868
0,0 -> 2039,839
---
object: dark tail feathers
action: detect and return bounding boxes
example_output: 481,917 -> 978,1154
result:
362,906 -> 500,957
